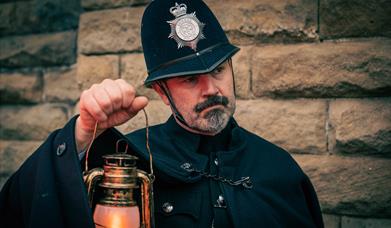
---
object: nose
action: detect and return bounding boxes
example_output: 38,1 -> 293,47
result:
199,74 -> 219,97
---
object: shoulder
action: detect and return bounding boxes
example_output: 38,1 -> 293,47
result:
127,121 -> 167,141
236,126 -> 305,176
125,121 -> 172,160
236,126 -> 287,156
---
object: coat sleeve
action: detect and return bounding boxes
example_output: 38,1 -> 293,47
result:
0,127 -> 61,227
301,174 -> 324,228
0,172 -> 25,227
0,115 -> 143,227
0,116 -> 95,227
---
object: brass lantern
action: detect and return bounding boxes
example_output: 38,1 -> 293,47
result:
83,152 -> 154,228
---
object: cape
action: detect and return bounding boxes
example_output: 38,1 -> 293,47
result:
0,115 -> 324,227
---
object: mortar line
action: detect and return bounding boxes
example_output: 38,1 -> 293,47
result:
38,69 -> 45,103
317,0 -> 320,35
325,99 -> 330,154
118,54 -> 122,79
249,50 -> 253,98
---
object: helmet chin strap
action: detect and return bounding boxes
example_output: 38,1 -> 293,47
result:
227,58 -> 236,96
156,81 -> 192,129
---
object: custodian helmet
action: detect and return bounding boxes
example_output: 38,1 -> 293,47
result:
141,0 -> 239,86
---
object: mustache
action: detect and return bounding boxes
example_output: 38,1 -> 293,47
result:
194,96 -> 229,113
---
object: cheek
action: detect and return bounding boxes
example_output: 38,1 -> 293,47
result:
216,75 -> 234,93
172,93 -> 196,111
219,85 -> 234,99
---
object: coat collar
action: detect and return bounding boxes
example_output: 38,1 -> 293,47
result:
126,115 -> 247,183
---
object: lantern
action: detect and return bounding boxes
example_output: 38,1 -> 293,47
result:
83,152 -> 154,228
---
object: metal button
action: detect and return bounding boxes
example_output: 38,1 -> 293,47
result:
214,158 -> 219,166
180,162 -> 192,170
217,195 -> 224,204
214,195 -> 227,208
56,142 -> 67,156
162,202 -> 173,213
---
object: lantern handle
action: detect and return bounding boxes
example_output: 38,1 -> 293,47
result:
116,138 -> 129,154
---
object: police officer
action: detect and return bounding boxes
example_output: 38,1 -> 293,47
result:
1,0 -> 324,227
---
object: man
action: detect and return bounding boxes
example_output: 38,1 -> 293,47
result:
0,0 -> 324,227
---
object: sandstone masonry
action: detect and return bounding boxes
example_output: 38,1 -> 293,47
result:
1,0 -> 390,227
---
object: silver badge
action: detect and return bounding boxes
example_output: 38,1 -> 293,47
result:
167,3 -> 205,50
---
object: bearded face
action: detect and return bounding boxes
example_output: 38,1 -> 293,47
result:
156,60 -> 236,135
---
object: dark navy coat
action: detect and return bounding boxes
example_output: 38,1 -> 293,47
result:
0,115 -> 324,227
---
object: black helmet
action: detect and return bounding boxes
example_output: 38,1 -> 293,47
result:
141,0 -> 239,87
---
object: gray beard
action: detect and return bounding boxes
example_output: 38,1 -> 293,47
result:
200,109 -> 230,134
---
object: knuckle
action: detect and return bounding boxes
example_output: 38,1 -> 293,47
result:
114,96 -> 124,108
100,100 -> 112,112
112,97 -> 121,108
102,78 -> 112,83
117,79 -> 129,87
91,108 -> 105,120
80,90 -> 92,105
80,90 -> 87,99
90,83 -> 98,89
127,85 -> 136,96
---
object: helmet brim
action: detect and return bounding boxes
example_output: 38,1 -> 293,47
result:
144,42 -> 240,87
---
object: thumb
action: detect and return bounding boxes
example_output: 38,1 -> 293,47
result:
126,96 -> 149,116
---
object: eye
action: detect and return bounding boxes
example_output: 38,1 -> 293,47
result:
211,66 -> 224,75
182,76 -> 198,84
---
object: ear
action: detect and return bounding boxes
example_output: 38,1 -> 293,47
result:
152,83 -> 170,105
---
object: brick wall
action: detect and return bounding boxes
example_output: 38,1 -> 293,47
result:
1,0 -> 390,227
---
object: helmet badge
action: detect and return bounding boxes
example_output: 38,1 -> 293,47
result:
167,3 -> 205,51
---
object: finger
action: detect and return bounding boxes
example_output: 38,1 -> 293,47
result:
78,108 -> 96,131
82,90 -> 108,122
102,79 -> 123,111
92,84 -> 114,116
116,79 -> 135,109
126,96 -> 149,117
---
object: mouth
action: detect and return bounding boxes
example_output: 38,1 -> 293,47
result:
199,104 -> 225,115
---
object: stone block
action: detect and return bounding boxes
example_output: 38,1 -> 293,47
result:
82,0 -> 150,10
78,7 -> 143,54
341,216 -> 391,228
232,46 -> 251,99
71,101 -> 80,117
116,100 -> 171,133
76,55 -> 120,90
252,39 -> 391,98
319,0 -> 391,39
234,99 -> 327,154
328,99 -> 391,157
0,141 -> 41,173
120,53 -> 159,100
0,140 -> 42,189
0,31 -> 77,68
205,0 -> 318,45
0,0 -> 80,36
44,66 -> 80,104
294,154 -> 391,218
0,104 -> 69,140
0,71 -> 42,104
323,214 -> 341,228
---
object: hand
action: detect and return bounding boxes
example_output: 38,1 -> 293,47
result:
75,79 -> 148,152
